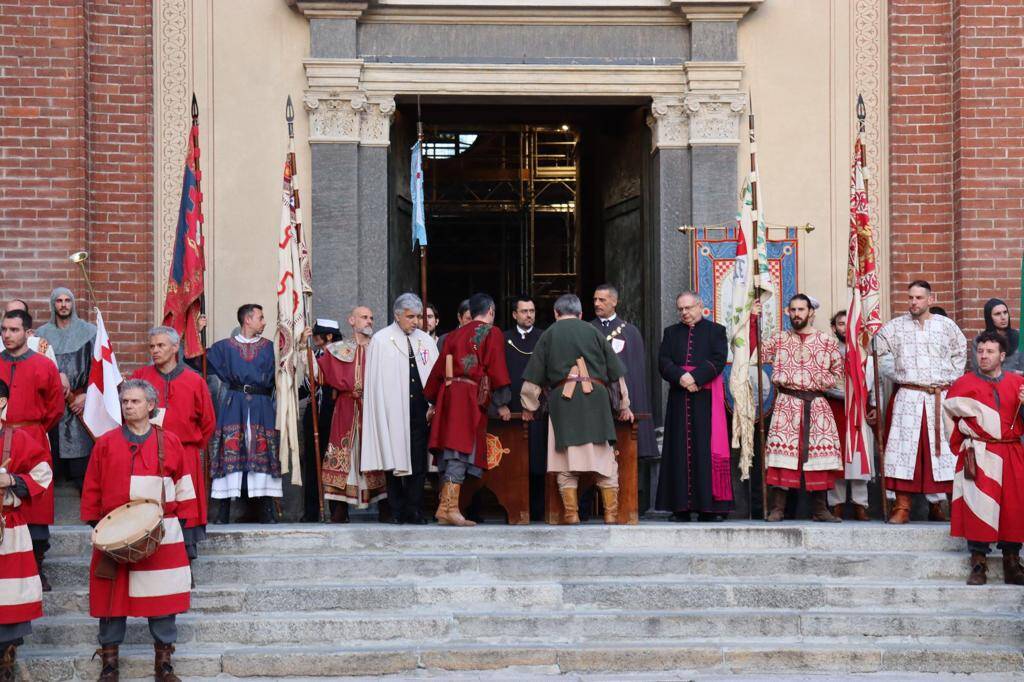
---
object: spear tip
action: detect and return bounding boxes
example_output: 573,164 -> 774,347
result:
191,93 -> 198,121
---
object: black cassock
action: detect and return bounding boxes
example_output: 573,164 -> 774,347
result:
503,326 -> 548,475
654,319 -> 730,514
590,318 -> 659,458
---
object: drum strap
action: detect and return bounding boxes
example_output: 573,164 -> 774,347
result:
156,428 -> 166,513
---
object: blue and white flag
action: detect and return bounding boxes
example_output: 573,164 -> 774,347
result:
411,140 -> 427,249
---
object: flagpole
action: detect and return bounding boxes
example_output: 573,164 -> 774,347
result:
287,96 -> 326,523
417,98 -> 429,329
856,95 -> 889,522
749,96 -> 769,521
190,93 -> 213,499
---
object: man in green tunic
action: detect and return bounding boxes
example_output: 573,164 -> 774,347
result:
520,294 -> 633,524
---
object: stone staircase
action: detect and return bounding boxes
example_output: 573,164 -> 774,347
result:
18,522 -> 1024,680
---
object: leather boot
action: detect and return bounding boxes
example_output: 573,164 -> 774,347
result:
153,642 -> 180,682
94,644 -> 119,681
831,504 -> 844,520
330,502 -> 350,524
33,544 -> 51,592
766,487 -> 787,522
0,643 -> 16,682
599,487 -> 619,524
213,499 -> 230,524
853,504 -> 871,521
928,501 -> 948,522
559,487 -> 580,525
811,491 -> 841,522
967,551 -> 987,585
1002,550 -> 1024,586
435,482 -> 475,527
888,492 -> 911,524
259,498 -> 278,524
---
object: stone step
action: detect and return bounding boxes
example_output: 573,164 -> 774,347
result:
39,578 -> 1024,616
17,640 -> 1024,680
26,609 -> 1024,648
41,548 -> 997,589
45,522 -> 962,558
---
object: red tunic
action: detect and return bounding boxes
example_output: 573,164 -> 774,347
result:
945,371 -> 1024,544
424,321 -> 511,470
81,427 -> 198,617
131,364 -> 215,527
0,350 -> 65,525
0,428 -> 51,625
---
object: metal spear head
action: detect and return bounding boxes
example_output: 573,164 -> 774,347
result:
856,94 -> 866,132
286,95 -> 295,138
191,93 -> 198,121
69,251 -> 88,264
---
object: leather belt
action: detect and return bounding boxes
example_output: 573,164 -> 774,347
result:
777,388 -> 825,402
778,387 -> 825,462
898,383 -> 951,457
554,376 -> 607,389
969,436 -> 1021,445
229,383 -> 272,396
6,420 -> 42,429
450,377 -> 478,387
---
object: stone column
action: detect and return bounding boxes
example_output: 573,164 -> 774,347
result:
357,97 -> 396,318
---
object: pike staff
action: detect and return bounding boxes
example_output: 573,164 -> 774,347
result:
286,95 -> 326,522
748,99 -> 769,521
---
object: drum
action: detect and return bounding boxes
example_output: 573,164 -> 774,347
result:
92,499 -> 165,564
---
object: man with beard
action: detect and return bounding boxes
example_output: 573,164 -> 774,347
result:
3,301 -> 56,365
130,326 -> 215,564
318,306 -> 388,522
0,310 -> 63,592
503,295 -> 548,521
945,331 -> 1024,585
875,280 -> 967,524
298,319 -> 341,522
824,310 -> 875,520
35,288 -> 96,490
759,294 -> 845,522
654,291 -> 731,522
207,304 -> 280,524
361,294 -> 439,524
591,285 -> 658,460
970,298 -> 1022,375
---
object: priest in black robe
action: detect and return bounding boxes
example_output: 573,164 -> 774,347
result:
655,291 -> 732,521
503,295 -> 547,521
590,285 -> 657,459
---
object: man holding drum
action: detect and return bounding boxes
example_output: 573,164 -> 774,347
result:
0,378 -> 52,682
81,379 -> 198,682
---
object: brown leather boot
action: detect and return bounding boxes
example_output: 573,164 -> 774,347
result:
94,644 -> 119,681
559,487 -> 580,525
928,501 -> 948,522
811,491 -> 841,523
435,482 -> 475,527
853,504 -> 871,521
888,492 -> 911,524
967,551 -> 987,585
330,503 -> 350,524
599,487 -> 619,524
0,643 -> 16,682
766,487 -> 787,522
154,642 -> 180,682
33,544 -> 51,592
831,504 -> 844,520
1002,550 -> 1024,586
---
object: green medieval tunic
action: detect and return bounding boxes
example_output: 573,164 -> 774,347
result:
520,318 -> 628,476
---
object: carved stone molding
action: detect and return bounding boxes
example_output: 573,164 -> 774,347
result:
646,97 -> 689,151
303,90 -> 366,143
683,61 -> 744,93
359,97 -> 397,147
853,0 -> 886,239
683,92 -> 746,145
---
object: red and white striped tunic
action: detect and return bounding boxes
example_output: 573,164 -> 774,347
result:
81,427 -> 198,617
0,428 -> 52,625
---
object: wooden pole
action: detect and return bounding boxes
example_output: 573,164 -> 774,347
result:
417,119 -> 429,330
191,94 -> 212,497
749,98 -> 769,521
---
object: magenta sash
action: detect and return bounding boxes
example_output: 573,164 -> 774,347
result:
683,365 -> 732,502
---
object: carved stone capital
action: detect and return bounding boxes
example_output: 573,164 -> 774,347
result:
303,90 -> 366,143
359,96 -> 396,147
646,97 -> 689,151
683,92 -> 747,146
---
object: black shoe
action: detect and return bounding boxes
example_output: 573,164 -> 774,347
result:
669,512 -> 692,522
214,500 -> 230,525
259,498 -> 278,524
405,513 -> 428,525
386,517 -> 405,525
697,513 -> 725,522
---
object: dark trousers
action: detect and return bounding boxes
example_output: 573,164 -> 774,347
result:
968,540 -> 1023,554
388,415 -> 428,522
98,615 -> 177,646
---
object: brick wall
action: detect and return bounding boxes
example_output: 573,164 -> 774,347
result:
0,0 -> 153,366
889,0 -> 1024,336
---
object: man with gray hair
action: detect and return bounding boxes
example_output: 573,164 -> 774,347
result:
362,294 -> 439,523
131,326 -> 215,564
521,293 -> 633,524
